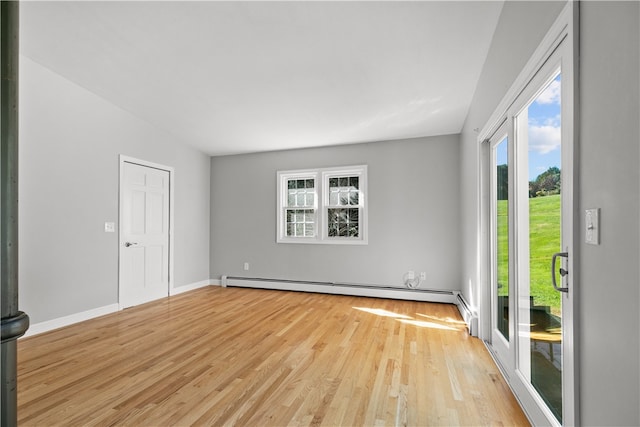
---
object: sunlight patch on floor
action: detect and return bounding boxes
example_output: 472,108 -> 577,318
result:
352,307 -> 413,319
397,319 -> 458,331
415,312 -> 467,326
353,307 -> 462,331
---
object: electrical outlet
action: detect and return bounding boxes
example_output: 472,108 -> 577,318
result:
243,262 -> 249,271
104,222 -> 115,233
420,272 -> 426,280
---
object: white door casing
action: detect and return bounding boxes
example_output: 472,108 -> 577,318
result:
119,156 -> 174,309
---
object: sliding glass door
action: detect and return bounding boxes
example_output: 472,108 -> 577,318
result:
483,13 -> 576,424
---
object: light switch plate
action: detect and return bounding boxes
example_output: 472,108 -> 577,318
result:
104,222 -> 116,233
585,208 -> 599,245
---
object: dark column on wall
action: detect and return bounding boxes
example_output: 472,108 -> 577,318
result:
1,2 -> 29,426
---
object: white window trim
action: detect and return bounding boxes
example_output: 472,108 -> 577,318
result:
277,165 -> 368,245
276,169 -> 319,244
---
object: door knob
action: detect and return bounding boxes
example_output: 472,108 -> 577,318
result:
124,242 -> 138,247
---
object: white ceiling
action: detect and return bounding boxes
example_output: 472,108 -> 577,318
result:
20,1 -> 504,156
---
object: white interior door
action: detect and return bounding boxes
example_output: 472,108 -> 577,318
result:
119,160 -> 170,308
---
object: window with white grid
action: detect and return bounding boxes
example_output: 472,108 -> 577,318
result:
325,175 -> 361,239
285,177 -> 316,238
277,165 -> 367,244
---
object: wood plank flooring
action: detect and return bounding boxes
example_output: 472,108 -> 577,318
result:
17,287 -> 529,426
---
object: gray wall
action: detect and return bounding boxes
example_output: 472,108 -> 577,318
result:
459,0 -> 566,311
579,2 -> 639,424
210,135 -> 461,289
19,56 -> 211,324
460,1 -> 640,425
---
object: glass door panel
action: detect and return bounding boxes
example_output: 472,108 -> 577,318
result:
494,137 -> 510,341
516,72 -> 563,423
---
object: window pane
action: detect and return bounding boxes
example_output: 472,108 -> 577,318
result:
350,191 -> 359,205
304,211 -> 313,222
340,209 -> 348,224
327,209 -> 339,230
330,191 -> 339,206
285,208 -> 315,238
327,208 -> 359,238
329,176 -> 359,207
350,176 -> 359,189
305,223 -> 314,237
286,178 -> 315,209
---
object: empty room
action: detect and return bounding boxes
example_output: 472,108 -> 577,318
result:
1,1 -> 639,426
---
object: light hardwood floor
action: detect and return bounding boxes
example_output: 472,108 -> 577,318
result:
18,287 -> 529,426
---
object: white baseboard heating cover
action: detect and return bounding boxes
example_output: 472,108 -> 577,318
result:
454,292 -> 478,336
221,276 -> 457,305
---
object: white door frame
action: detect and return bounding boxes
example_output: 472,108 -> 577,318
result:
477,2 -> 579,425
118,155 -> 175,309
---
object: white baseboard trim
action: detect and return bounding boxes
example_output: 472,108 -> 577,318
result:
170,279 -> 218,295
24,280 -> 222,338
221,276 -> 457,304
23,303 -> 119,338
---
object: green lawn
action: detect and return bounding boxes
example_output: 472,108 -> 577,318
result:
497,194 -> 561,316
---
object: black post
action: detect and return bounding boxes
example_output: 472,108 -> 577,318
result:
1,2 -> 29,426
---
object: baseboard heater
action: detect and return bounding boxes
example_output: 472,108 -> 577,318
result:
454,292 -> 478,336
221,276 -> 457,305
